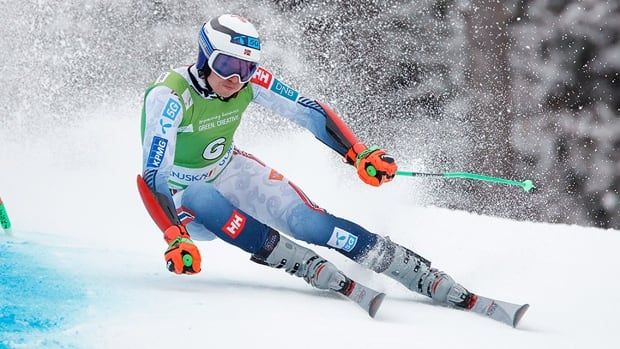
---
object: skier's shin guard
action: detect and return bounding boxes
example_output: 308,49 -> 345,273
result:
251,229 -> 351,294
363,237 -> 473,308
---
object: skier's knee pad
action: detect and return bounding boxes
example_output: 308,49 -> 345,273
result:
286,204 -> 332,245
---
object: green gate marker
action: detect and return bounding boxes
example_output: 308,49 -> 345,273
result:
0,196 -> 13,234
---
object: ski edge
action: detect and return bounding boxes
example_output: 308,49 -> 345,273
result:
368,292 -> 386,318
512,303 -> 529,328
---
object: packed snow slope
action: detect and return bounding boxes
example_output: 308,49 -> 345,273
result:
1,103 -> 619,349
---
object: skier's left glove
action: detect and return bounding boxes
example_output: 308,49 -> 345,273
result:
346,143 -> 398,187
163,225 -> 202,275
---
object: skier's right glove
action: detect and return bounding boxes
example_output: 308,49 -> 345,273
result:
345,143 -> 397,187
163,225 -> 202,275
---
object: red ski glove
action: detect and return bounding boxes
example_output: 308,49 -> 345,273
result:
346,143 -> 398,187
163,225 -> 202,275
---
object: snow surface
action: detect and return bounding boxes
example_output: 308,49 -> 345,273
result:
1,102 -> 619,349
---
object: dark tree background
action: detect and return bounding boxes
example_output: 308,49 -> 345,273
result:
510,0 -> 619,228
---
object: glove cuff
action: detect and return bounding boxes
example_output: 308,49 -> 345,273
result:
345,142 -> 367,165
355,146 -> 380,168
163,225 -> 190,244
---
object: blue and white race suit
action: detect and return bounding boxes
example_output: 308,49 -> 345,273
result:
141,65 -> 379,261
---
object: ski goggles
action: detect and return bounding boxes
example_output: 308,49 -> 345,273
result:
207,51 -> 258,83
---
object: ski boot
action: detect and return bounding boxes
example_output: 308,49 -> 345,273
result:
251,229 -> 385,317
362,236 -> 529,327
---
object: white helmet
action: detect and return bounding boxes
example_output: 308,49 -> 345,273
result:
196,14 -> 261,81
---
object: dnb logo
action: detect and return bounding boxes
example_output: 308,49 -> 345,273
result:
327,227 -> 358,252
222,210 -> 247,239
270,79 -> 299,102
147,136 -> 168,168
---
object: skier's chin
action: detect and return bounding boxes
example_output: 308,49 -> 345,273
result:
214,85 -> 242,98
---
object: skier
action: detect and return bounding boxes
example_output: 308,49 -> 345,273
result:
138,14 -> 527,325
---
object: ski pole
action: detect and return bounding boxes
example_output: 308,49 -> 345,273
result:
0,196 -> 13,234
394,170 -> 536,192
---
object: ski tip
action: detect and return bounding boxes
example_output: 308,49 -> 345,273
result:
368,292 -> 386,318
512,304 -> 530,328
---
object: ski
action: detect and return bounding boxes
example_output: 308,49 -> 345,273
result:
338,279 -> 386,318
465,293 -> 529,327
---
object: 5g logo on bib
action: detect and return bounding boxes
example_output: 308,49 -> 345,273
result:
203,138 -> 226,160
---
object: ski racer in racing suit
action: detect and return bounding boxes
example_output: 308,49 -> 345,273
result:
139,14 -> 477,317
